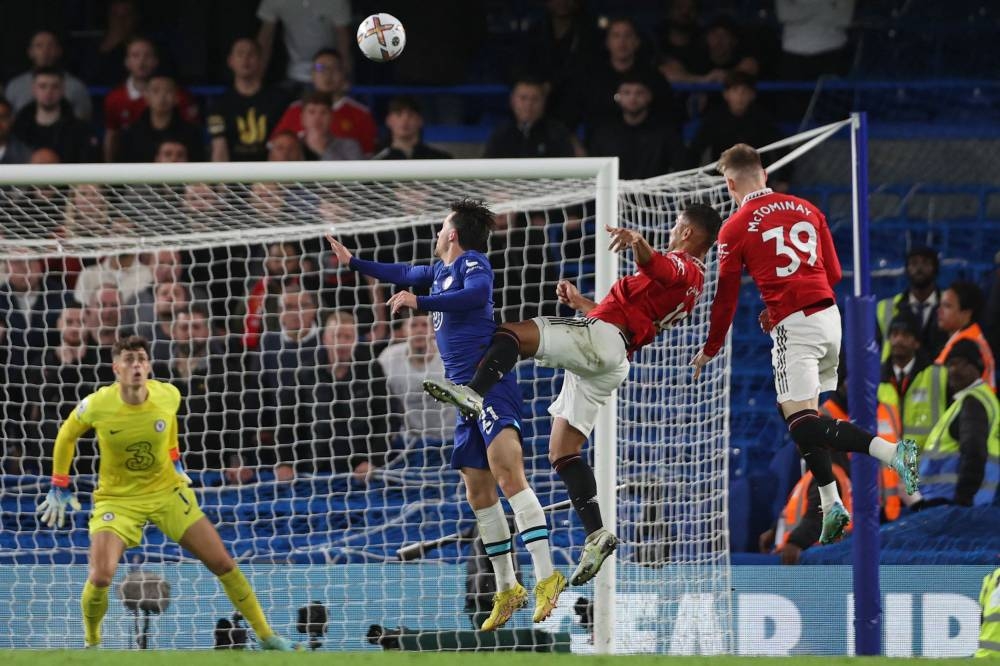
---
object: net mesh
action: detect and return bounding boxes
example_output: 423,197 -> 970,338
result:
0,160 -> 745,651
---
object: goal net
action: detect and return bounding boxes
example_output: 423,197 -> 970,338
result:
0,127 -> 845,651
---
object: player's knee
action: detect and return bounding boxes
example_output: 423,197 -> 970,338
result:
786,409 -> 824,449
495,470 -> 527,498
209,555 -> 236,577
465,484 -> 498,511
88,568 -> 114,588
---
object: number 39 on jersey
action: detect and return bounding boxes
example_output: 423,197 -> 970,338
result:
762,220 -> 818,277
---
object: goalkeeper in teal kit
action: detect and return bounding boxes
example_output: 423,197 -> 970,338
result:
326,198 -> 565,630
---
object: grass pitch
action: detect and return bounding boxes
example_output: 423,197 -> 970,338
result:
0,652 -> 974,665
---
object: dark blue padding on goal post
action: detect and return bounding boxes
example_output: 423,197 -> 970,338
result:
845,295 -> 882,651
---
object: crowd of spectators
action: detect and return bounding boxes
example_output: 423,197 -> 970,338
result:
760,248 -> 1000,563
0,0 -> 863,176
0,223 -> 469,483
1,1 -> 998,558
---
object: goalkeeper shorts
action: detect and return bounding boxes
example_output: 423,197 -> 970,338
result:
89,484 -> 205,548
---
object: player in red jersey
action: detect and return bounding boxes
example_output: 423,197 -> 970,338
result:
424,203 -> 723,585
690,143 -> 919,545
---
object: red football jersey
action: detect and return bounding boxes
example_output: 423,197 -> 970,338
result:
703,188 -> 842,357
589,250 -> 706,355
103,83 -> 199,131
271,96 -> 377,155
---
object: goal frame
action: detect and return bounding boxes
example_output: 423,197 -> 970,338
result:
0,156 -> 626,651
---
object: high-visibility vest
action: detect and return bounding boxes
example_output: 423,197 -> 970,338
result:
936,323 -> 997,391
876,294 -> 906,362
877,363 -> 948,451
976,567 -> 1000,658
920,380 -> 1000,505
776,463 -> 852,547
820,399 -> 901,521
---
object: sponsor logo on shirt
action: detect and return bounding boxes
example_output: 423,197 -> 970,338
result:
432,311 -> 443,331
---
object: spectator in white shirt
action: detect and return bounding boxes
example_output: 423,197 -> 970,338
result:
377,313 -> 455,444
257,0 -> 353,85
776,0 -> 855,80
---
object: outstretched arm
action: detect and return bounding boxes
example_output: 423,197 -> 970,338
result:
326,235 -> 434,287
39,409 -> 90,528
388,255 -> 494,316
607,225 -> 684,287
413,271 -> 491,312
692,225 -> 743,378
556,279 -> 597,314
607,225 -> 655,266
51,408 -> 89,486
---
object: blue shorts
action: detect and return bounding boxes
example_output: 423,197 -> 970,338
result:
450,372 -> 522,470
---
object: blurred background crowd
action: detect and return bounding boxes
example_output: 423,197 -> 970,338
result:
1,0 -> 999,564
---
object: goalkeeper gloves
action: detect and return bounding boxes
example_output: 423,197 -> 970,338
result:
38,486 -> 82,529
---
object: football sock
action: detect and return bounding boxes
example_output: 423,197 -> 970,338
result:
81,580 -> 108,646
786,410 -> 837,487
468,329 -> 520,396
817,481 -> 842,513
867,437 -> 898,464
509,488 -> 554,580
553,454 -> 604,535
817,416 -> 881,456
474,502 -> 517,591
218,567 -> 274,641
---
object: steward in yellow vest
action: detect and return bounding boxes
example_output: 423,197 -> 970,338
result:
915,339 -> 1000,508
877,313 -> 948,452
875,247 -> 948,362
977,567 -> 1000,658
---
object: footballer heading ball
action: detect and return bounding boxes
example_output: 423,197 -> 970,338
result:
357,13 -> 406,62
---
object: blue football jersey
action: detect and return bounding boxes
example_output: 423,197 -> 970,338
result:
349,250 -> 498,383
422,251 -> 497,383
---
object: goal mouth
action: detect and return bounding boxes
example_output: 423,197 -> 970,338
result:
0,121 -> 853,651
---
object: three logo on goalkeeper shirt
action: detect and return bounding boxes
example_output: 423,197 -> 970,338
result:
431,311 -> 443,331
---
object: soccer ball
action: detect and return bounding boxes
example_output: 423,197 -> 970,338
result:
356,13 -> 406,63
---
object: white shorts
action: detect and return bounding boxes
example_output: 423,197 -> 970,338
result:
770,304 -> 842,404
534,316 -> 631,438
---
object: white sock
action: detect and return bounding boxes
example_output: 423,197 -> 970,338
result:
818,481 -> 842,513
868,437 -> 897,465
508,488 -> 554,581
474,502 -> 517,591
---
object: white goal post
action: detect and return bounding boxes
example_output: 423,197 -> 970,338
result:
0,123 -> 857,651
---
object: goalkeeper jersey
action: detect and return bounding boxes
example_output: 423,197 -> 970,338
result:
54,380 -> 184,500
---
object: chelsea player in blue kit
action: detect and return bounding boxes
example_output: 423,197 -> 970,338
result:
326,199 -> 565,630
